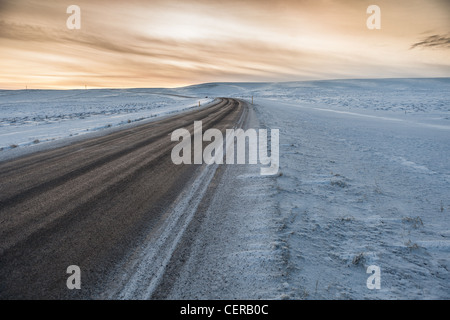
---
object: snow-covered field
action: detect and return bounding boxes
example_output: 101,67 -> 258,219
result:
0,88 -> 211,152
254,95 -> 449,299
1,78 -> 449,299
1,78 -> 448,154
239,78 -> 450,299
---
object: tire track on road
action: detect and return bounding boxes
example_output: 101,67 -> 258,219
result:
0,98 -> 243,299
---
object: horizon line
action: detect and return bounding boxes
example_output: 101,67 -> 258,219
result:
2,76 -> 449,91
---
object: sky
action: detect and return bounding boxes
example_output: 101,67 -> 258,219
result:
0,0 -> 449,89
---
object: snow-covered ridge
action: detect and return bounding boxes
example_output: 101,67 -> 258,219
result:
186,78 -> 449,114
0,78 -> 448,154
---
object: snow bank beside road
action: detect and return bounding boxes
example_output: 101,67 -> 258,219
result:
254,96 -> 450,299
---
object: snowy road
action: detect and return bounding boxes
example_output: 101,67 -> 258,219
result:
0,98 -> 244,299
0,78 -> 448,299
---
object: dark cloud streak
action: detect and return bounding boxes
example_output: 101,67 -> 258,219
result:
411,34 -> 450,49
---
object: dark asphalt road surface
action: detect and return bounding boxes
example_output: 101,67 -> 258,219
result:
0,98 -> 244,299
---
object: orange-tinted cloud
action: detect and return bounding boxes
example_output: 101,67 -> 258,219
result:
0,0 -> 449,89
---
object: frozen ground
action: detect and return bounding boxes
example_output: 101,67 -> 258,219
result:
1,78 -> 448,153
172,78 -> 450,299
1,78 -> 449,299
0,88 -> 211,152
253,96 -> 449,299
156,78 -> 450,300
180,78 -> 449,113
180,78 -> 450,130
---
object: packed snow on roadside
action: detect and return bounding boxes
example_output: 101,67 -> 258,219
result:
0,88 -> 211,151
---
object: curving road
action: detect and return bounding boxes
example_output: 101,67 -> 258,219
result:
0,98 -> 245,299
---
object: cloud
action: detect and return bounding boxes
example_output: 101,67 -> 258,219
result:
0,19 -> 324,75
411,34 -> 450,49
1,0 -> 450,88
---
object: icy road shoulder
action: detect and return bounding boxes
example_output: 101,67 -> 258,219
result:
150,103 -> 285,299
